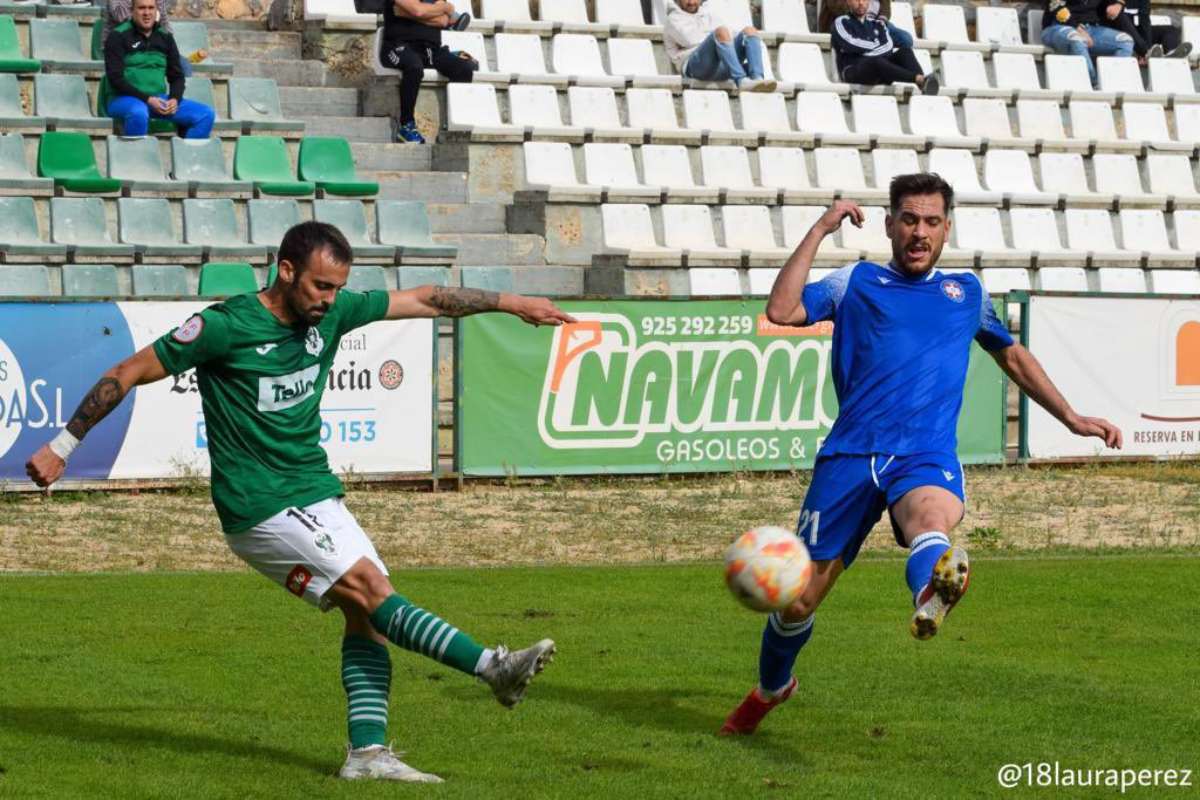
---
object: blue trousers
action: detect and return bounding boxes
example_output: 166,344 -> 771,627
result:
1041,23 -> 1134,86
683,31 -> 765,83
107,95 -> 215,138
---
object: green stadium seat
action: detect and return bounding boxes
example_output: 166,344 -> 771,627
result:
34,74 -> 111,130
199,261 -> 257,296
376,201 -> 457,262
247,198 -> 302,256
0,196 -> 68,259
50,197 -> 136,260
38,131 -> 122,193
0,15 -> 41,73
0,133 -> 53,195
313,199 -> 396,262
107,135 -> 188,195
131,263 -> 188,296
298,137 -> 379,197
234,136 -> 315,196
62,263 -> 119,296
345,265 -> 389,292
29,19 -> 100,71
170,137 -> 252,196
89,15 -> 101,60
181,77 -> 240,134
0,264 -> 52,296
0,73 -> 45,131
461,266 -> 514,292
40,3 -> 101,20
228,78 -> 303,134
398,266 -> 451,289
182,198 -> 269,262
170,22 -> 233,75
265,261 -> 277,288
118,197 -> 203,261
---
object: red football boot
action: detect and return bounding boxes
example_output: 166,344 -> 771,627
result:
718,676 -> 797,736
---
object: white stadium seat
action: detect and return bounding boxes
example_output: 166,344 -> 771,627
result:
954,206 -> 1029,267
890,1 -> 917,39
1065,209 -> 1141,266
1091,153 -> 1162,206
689,267 -> 743,295
662,205 -> 741,264
1119,209 -> 1194,266
446,83 -> 523,139
1038,152 -> 1112,207
1149,269 -> 1200,293
722,205 -> 790,263
781,205 -> 860,260
1095,267 -> 1147,293
992,52 -> 1049,97
523,141 -> 602,200
584,142 -> 661,200
495,33 -> 563,83
962,98 -> 1021,149
509,84 -> 581,138
596,0 -> 647,26
701,145 -> 777,202
928,147 -> 1001,204
704,0 -> 754,31
601,203 -> 680,259
1036,267 -> 1090,291
871,147 -> 920,189
540,0 -> 590,24
975,7 -> 1024,47
980,268 -> 1033,293
757,147 -> 832,203
778,43 -> 837,86
852,94 -> 923,147
922,4 -> 970,44
749,267 -> 780,294
1097,56 -> 1150,96
568,86 -> 640,140
839,205 -> 891,260
761,0 -> 811,35
739,92 -> 797,136
552,34 -> 624,87
641,144 -> 718,203
1148,59 -> 1196,96
796,91 -> 868,146
984,149 -> 1056,205
607,38 -> 677,88
907,95 -> 977,148
1146,154 -> 1200,206
1008,207 -> 1086,266
939,50 -> 992,91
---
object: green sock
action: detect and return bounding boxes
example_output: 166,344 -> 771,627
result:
341,636 -> 390,749
368,593 -> 486,676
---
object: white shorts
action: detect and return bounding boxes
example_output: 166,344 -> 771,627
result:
225,497 -> 388,611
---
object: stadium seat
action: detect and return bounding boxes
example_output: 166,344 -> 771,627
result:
974,6 -> 1026,48
131,263 -> 189,296
446,83 -> 523,141
441,32 -> 507,84
1148,269 -> 1200,293
754,147 -> 819,201
483,0 -> 538,24
34,73 -> 109,130
983,149 -> 1056,205
183,77 -> 242,135
927,147 -> 1000,204
510,84 -> 574,138
780,205 -> 858,260
1035,266 -> 1089,291
739,92 -> 803,143
962,98 -> 1023,150
1008,207 -> 1086,266
595,0 -> 649,28
1015,99 -> 1080,152
343,265 -> 389,292
706,0 -> 753,30
170,21 -> 232,75
306,0 -> 379,25
796,92 -> 868,147
376,200 -> 458,261
688,267 -> 741,296
940,50 -> 995,94
1097,57 -> 1153,98
0,73 -> 44,132
661,205 -> 739,265
871,148 -> 920,190
182,198 -> 269,262
567,86 -> 638,141
626,88 -> 696,143
907,95 -> 979,150
495,33 -> 565,85
1146,154 -> 1200,207
1094,267 -> 1147,293
61,263 -> 119,296
0,196 -> 66,259
1119,209 -> 1194,266
1038,152 -> 1112,207
583,142 -> 660,201
29,19 -> 98,71
297,136 -> 379,197
1068,101 -> 1138,153
1045,54 -> 1102,96
551,33 -> 623,87
171,137 -> 253,196
839,205 -> 891,260
0,264 -> 52,296
50,197 -> 136,260
814,147 -> 886,202
247,198 -> 302,255
0,15 -> 41,73
397,266 -> 451,289
641,144 -> 717,203
1172,104 -> 1200,148
761,0 -> 811,36
606,38 -> 677,89
0,132 -> 52,195
953,207 -> 1028,267
234,136 -> 316,196
313,199 -> 395,262
721,205 -> 789,264
777,43 -> 840,89
106,135 -> 187,196
978,268 -> 1032,294
600,203 -> 681,262
922,4 -> 972,45
228,78 -> 302,134
1092,153 -> 1164,207
683,90 -> 757,145
1065,208 -> 1141,267
1183,16 -> 1200,53
748,267 -> 779,294
1147,59 -> 1195,96
700,145 -> 776,203
1122,102 -> 1189,151
851,94 -> 924,148
38,131 -> 121,193
991,52 -> 1054,99
117,197 -> 202,261
890,1 -> 917,40
199,261 -> 258,296
1173,209 -> 1200,253
522,141 -> 598,200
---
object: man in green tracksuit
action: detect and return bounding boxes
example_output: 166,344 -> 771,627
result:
101,0 -> 214,136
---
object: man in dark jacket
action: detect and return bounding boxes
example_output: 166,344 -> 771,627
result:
1042,0 -> 1134,86
831,0 -> 938,94
102,0 -> 214,137
1103,0 -> 1191,60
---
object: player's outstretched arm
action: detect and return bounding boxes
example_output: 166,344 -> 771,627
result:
384,285 -> 576,326
25,345 -> 169,488
990,343 -> 1122,449
766,200 -> 864,326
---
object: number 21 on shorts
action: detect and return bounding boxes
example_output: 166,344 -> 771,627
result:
797,508 -> 821,546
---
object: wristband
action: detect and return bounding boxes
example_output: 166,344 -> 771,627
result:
48,429 -> 80,462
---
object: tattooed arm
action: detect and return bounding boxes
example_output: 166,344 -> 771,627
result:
384,285 -> 576,326
25,346 -> 168,487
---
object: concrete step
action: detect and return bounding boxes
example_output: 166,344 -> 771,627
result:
350,142 -> 432,172
370,170 -> 470,203
228,58 -> 328,87
207,29 -> 302,61
279,86 -> 359,117
426,203 -> 508,234
435,234 -> 546,266
300,116 -> 395,143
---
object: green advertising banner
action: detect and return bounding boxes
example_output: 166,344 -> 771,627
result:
457,299 -> 1006,476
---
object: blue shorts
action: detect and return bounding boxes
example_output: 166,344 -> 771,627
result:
796,452 -> 966,568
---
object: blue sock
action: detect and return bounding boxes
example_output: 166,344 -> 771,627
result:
906,531 -> 951,604
757,612 -> 814,694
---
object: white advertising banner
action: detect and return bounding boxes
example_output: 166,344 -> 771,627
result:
1027,295 -> 1200,459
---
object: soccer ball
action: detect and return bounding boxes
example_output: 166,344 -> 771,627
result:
723,526 -> 814,613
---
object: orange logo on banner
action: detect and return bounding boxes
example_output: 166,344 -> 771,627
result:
1176,321 -> 1200,386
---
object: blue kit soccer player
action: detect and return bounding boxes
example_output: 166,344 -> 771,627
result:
720,173 -> 1123,735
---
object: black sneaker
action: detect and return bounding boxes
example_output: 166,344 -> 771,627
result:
921,72 -> 940,96
1147,43 -> 1165,58
451,12 -> 471,30
1166,41 -> 1193,59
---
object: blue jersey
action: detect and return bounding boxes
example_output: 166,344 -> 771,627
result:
801,261 -> 1013,457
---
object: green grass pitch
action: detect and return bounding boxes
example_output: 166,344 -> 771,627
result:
0,555 -> 1196,799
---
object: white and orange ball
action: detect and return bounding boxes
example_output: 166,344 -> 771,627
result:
723,526 -> 814,613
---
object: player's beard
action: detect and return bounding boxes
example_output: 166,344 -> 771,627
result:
287,288 -> 328,326
894,235 -> 942,276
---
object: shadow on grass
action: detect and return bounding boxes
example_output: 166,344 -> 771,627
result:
0,705 -> 332,775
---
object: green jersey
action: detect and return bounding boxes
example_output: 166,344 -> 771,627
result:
152,290 -> 390,533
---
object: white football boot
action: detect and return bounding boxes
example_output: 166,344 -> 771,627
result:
337,745 -> 443,783
910,546 -> 970,640
479,639 -> 556,708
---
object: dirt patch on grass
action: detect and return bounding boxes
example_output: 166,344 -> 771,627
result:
2,463 -> 1198,573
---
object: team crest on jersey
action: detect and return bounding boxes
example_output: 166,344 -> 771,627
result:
305,326 -> 324,356
941,279 -> 965,303
172,315 -> 204,343
286,565 -> 313,597
313,530 -> 338,557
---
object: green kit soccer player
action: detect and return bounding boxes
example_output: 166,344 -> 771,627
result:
26,222 -> 575,783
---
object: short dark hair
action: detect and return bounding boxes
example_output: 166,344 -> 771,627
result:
889,172 -> 954,216
276,221 -> 353,275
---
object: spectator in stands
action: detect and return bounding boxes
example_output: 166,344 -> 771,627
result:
664,0 -> 776,92
102,0 -> 214,137
1042,0 -> 1135,87
818,0 -> 913,49
380,0 -> 476,143
99,0 -> 195,76
1104,0 -> 1192,60
831,0 -> 938,94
